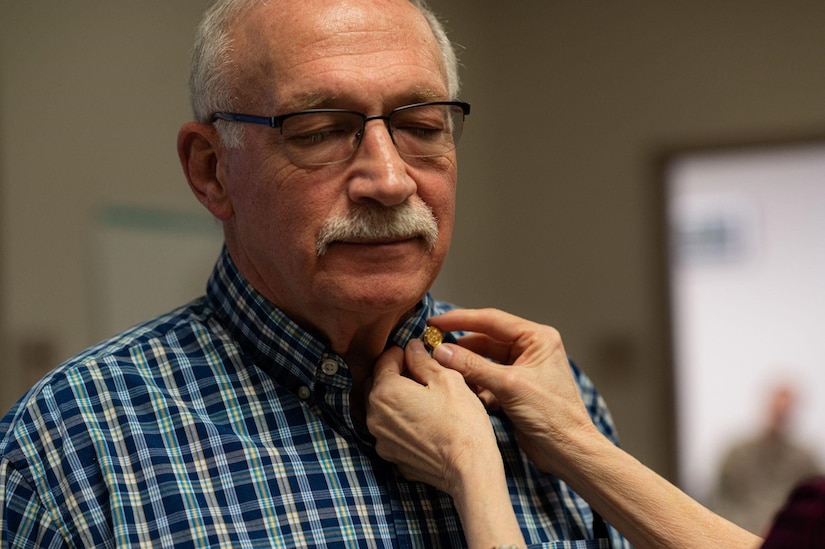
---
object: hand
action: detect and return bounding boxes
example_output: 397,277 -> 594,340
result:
365,339 -> 526,548
428,308 -> 601,475
426,309 -> 765,549
365,339 -> 499,496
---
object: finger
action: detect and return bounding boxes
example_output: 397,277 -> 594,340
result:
428,308 -> 535,345
366,347 -> 404,416
475,387 -> 501,411
433,308 -> 565,368
403,339 -> 441,385
373,346 -> 405,379
454,332 -> 513,364
432,342 -> 506,395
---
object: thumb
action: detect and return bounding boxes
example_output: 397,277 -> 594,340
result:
432,343 -> 504,393
365,346 -> 407,420
366,346 -> 404,396
403,339 -> 440,385
374,346 -> 405,377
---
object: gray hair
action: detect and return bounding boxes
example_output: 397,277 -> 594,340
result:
188,0 -> 461,148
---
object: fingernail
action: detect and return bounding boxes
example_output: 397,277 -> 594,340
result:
408,339 -> 427,354
433,343 -> 453,363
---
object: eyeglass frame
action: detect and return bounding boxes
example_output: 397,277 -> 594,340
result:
210,100 -> 471,167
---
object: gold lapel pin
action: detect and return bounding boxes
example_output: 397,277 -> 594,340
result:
422,325 -> 443,352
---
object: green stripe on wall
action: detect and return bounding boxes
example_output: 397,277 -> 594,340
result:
99,205 -> 221,236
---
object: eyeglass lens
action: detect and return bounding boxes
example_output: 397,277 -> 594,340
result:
280,103 -> 465,167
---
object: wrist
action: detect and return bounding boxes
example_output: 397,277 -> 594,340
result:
529,415 -> 607,477
451,443 -> 506,503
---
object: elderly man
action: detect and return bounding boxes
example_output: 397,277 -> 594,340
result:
0,0 -> 628,547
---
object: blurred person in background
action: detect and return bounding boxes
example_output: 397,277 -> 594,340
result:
712,382 -> 821,535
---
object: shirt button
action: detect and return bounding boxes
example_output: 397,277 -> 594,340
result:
297,386 -> 311,400
321,358 -> 339,376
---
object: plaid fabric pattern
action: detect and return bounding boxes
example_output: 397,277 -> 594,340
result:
1,247 -> 630,548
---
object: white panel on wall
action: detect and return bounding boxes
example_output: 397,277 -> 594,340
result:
91,205 -> 223,341
666,140 -> 825,511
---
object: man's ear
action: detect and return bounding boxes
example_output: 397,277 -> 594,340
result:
177,122 -> 233,221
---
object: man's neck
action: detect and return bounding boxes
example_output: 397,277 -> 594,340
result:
324,310 -> 418,422
326,309 -> 414,380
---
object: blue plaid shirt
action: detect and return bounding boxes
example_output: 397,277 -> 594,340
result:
0,248 -> 630,548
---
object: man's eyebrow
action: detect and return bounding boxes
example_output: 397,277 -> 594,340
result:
279,92 -> 336,112
278,87 -> 449,113
408,87 -> 447,103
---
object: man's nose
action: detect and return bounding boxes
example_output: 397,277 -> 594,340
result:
345,119 -> 417,207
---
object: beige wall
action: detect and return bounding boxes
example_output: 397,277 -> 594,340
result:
2,1 -> 825,480
0,0 -> 212,407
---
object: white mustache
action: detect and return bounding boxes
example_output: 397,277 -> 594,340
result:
316,201 -> 439,256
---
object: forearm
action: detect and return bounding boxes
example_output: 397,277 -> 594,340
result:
451,455 -> 525,549
553,427 -> 762,549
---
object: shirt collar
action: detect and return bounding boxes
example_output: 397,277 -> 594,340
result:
206,246 -> 437,391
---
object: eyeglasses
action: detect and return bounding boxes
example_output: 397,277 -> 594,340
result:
211,101 -> 470,168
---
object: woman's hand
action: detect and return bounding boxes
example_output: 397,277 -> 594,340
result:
427,308 -> 600,475
365,339 -> 500,495
428,308 -> 764,549
365,339 -> 525,548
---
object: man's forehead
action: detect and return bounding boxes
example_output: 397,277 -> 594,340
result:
229,0 -> 447,112
236,0 -> 430,43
